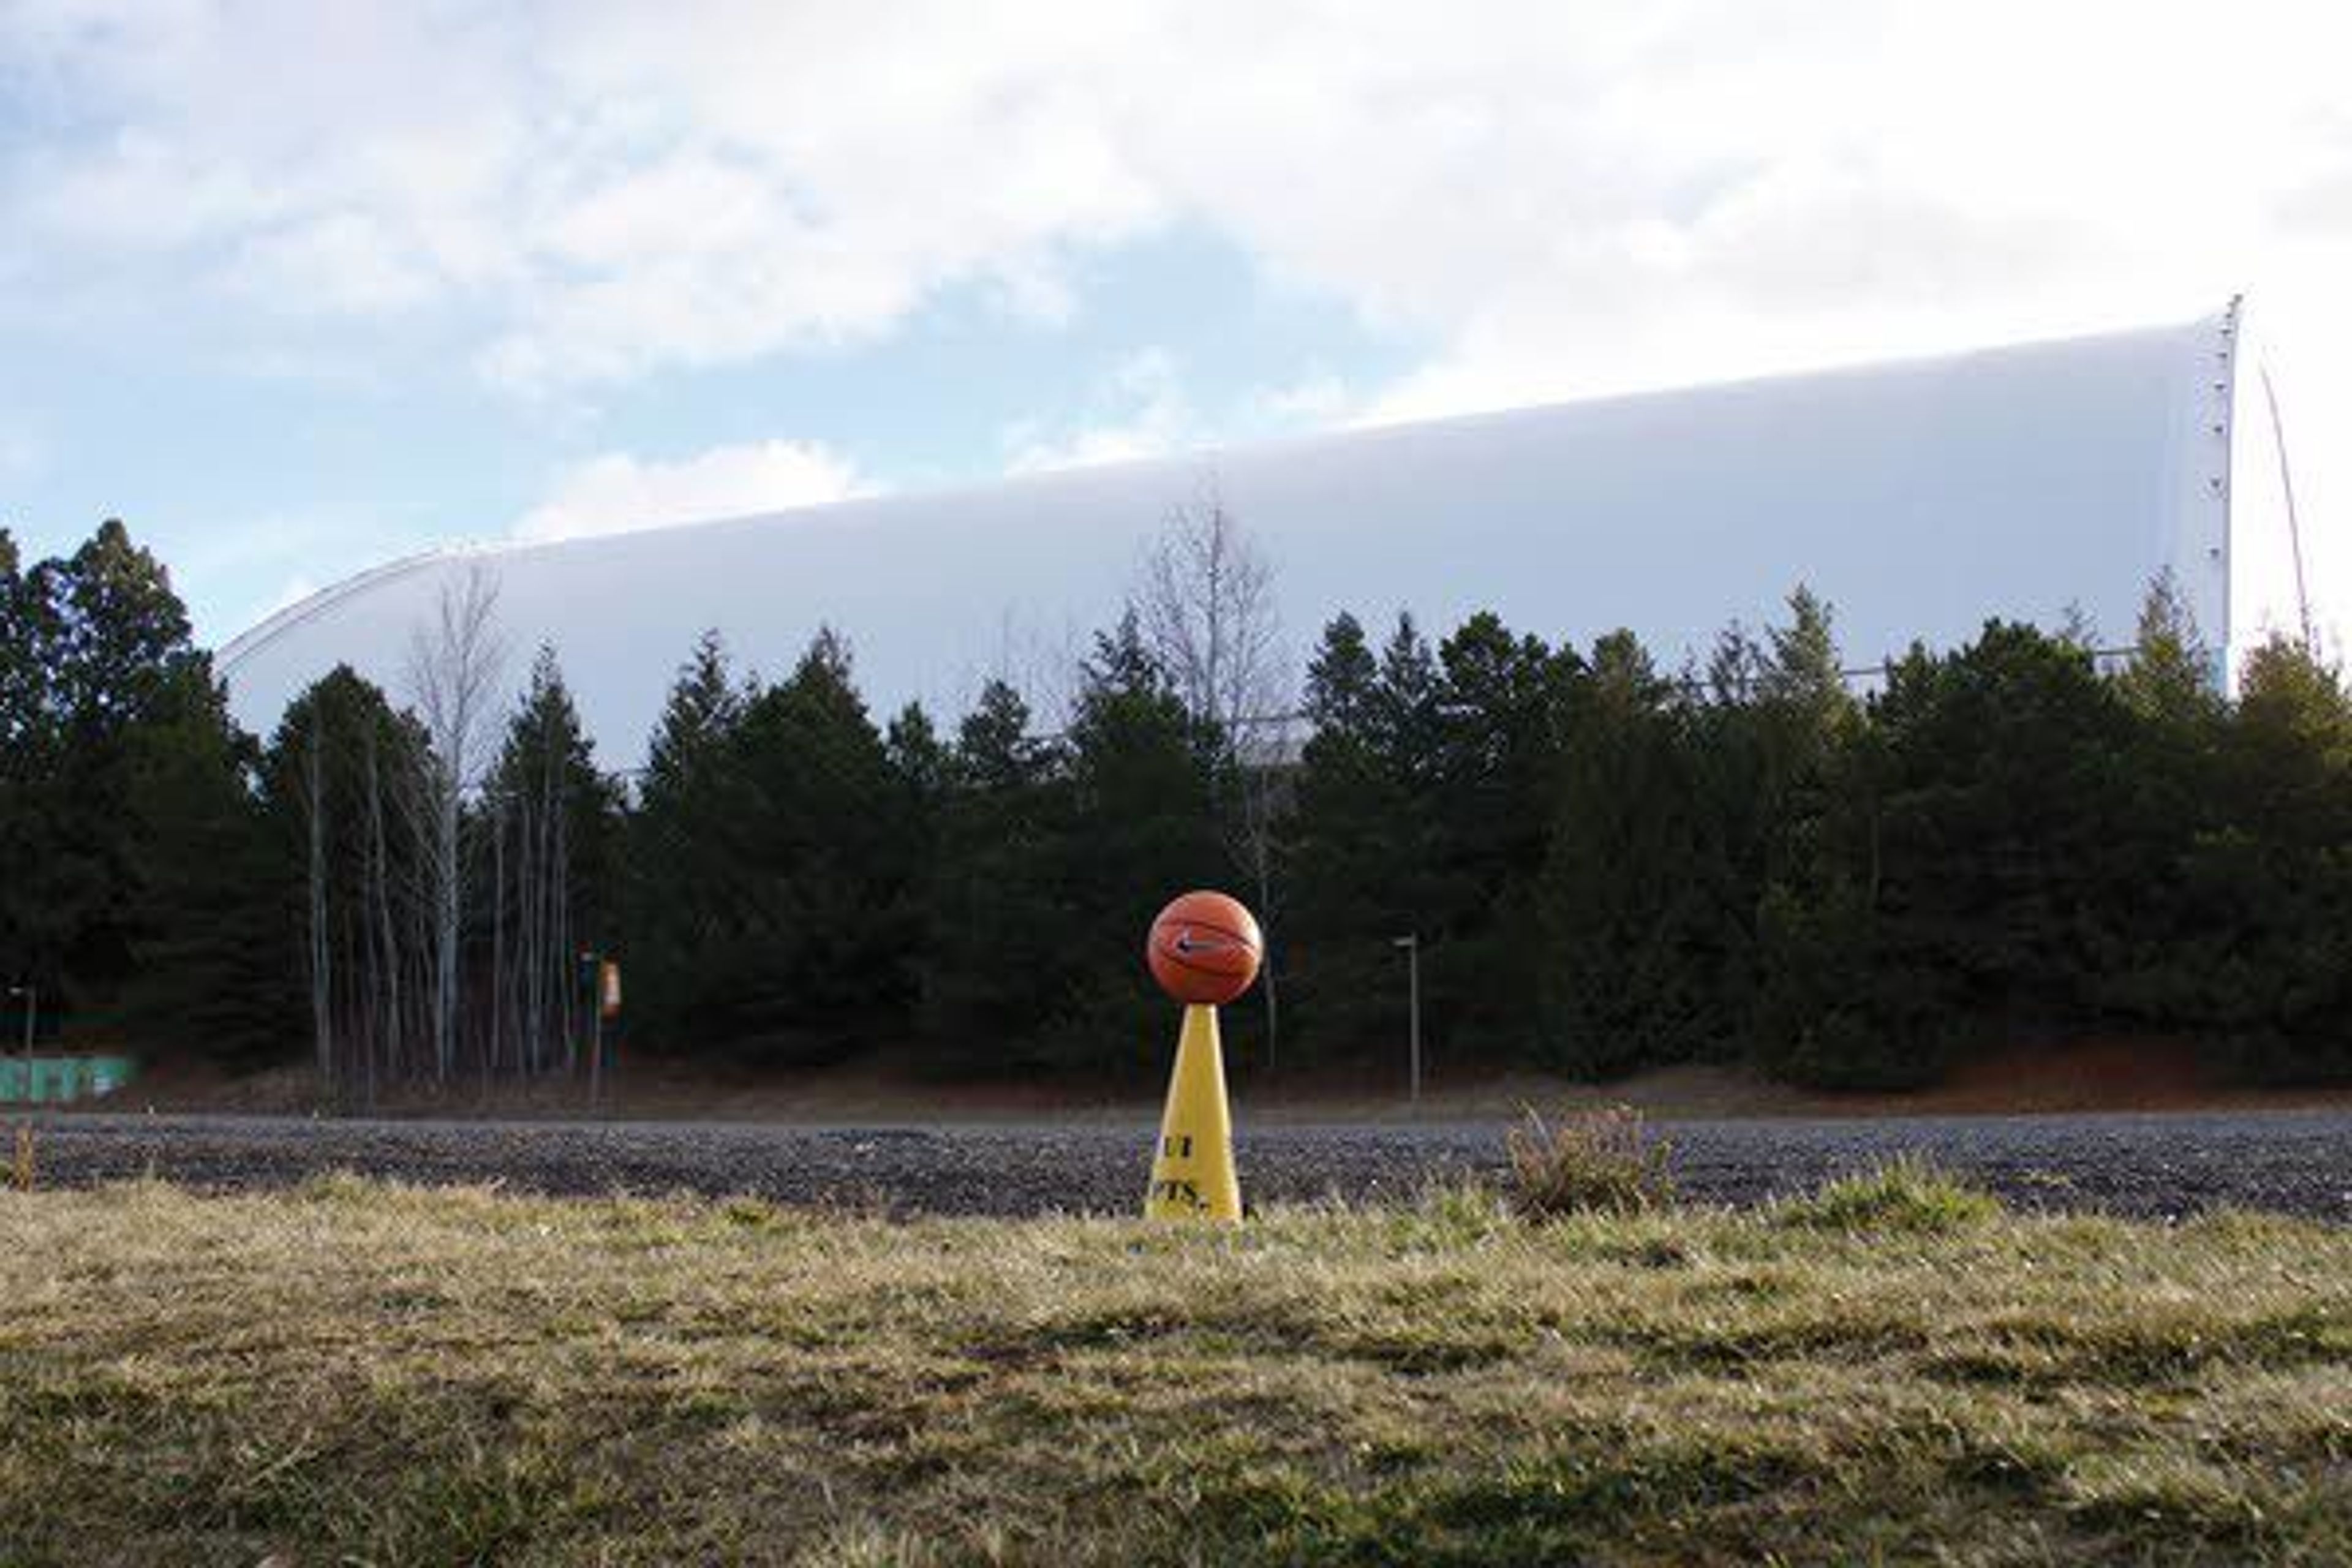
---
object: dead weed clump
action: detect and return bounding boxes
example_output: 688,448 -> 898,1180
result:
1504,1104 -> 1675,1219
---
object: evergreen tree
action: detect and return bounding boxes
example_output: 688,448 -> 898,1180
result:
1428,611 -> 1562,1043
882,699 -> 949,1037
1305,611 -> 1378,732
920,680 -> 1079,1065
1370,611 -> 1443,788
718,628 -> 921,1061
1537,630 -> 1714,1075
1285,612 -> 1411,1055
2180,636 -> 2352,1080
1049,611 -> 1223,1074
0,530 -> 40,982
18,516 -> 2352,1099
1760,622 -> 2137,1086
14,521 -> 213,1020
2114,569 -> 2219,725
1620,593 -> 1852,1077
262,666 -> 433,1096
2095,573 -> 2225,1023
0,521 -> 304,1063
119,660 -> 298,1065
624,632 -> 756,1055
52,519 -> 198,743
0,529 -> 36,751
885,703 -> 951,806
640,631 -> 747,818
1746,596 -> 1891,1088
484,648 -> 623,1077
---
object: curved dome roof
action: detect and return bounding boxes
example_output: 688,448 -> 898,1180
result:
224,306 -> 2280,764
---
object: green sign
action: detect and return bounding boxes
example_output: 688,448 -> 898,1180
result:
0,1056 -> 137,1104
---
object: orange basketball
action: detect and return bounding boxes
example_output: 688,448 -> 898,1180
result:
1147,891 -> 1263,1006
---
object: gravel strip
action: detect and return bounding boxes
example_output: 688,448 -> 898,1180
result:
15,1109 -> 2351,1221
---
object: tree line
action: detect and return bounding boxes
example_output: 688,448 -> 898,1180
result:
4,512 -> 2348,1098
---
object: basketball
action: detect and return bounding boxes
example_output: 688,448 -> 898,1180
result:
1147,891 -> 1263,1006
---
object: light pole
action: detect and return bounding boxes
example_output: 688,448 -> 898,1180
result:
1390,935 -> 1420,1106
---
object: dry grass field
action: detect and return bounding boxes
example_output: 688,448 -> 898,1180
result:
0,1169 -> 2346,1565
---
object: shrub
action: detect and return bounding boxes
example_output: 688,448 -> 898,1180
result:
1776,1156 -> 2001,1234
1503,1105 -> 1675,1219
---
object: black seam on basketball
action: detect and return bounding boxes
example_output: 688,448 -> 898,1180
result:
1158,924 -> 1257,952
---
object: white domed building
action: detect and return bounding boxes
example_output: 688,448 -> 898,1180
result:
222,300 -> 2319,763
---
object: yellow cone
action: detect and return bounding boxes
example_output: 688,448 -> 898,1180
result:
1145,1004 -> 1242,1221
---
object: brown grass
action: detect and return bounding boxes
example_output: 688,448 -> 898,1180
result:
1503,1104 -> 1675,1217
0,1177 -> 2345,1565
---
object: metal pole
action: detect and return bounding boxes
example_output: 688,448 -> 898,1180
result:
2259,365 -> 2317,656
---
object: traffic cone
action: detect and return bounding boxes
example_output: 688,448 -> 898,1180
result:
1145,1003 -> 1242,1221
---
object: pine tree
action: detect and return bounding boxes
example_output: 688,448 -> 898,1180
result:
17,521 -> 213,1020
1370,611 -> 1442,789
719,628 -> 921,1061
2180,636 -> 2352,1081
1050,611 -> 1223,1074
1758,622 -> 2138,1087
263,666 -> 433,1097
0,529 -> 36,753
1744,592 -> 1891,1086
1537,630 -> 1715,1075
484,648 -> 622,1079
119,660 -> 298,1065
1428,611 -> 1561,1044
624,632 -> 756,1055
641,631 -> 747,819
53,519 -> 197,743
0,530 -> 39,980
885,703 -> 951,805
1305,611 -> 1378,733
920,680 -> 1079,1065
2114,568 -> 2218,725
2095,573 -> 2225,1024
1285,612 -> 1406,1055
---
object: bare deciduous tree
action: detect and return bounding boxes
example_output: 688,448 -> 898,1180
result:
403,566 -> 506,1085
1134,475 -> 1294,1065
1136,473 -> 1284,742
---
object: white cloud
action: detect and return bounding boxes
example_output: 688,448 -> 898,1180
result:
227,211 -> 439,315
515,439 -> 872,542
6,0 -> 2352,638
8,1 -> 2350,406
1004,349 -> 1194,475
162,509 -> 423,644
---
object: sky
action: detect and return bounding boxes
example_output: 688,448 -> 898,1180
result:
1,0 -> 2349,647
